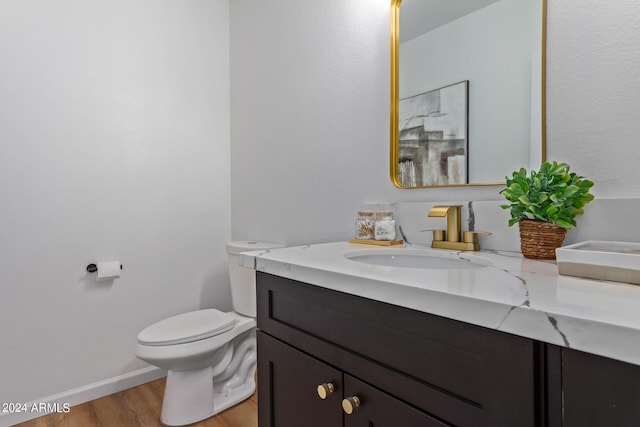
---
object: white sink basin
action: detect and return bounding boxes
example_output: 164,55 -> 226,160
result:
343,248 -> 492,270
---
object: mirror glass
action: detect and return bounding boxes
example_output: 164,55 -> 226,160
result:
390,0 -> 546,188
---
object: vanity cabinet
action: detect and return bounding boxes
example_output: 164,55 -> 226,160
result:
546,346 -> 640,427
257,332 -> 343,426
256,272 -> 542,426
258,332 -> 444,427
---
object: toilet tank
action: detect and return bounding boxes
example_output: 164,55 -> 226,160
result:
225,241 -> 284,317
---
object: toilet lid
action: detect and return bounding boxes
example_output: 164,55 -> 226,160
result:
137,309 -> 237,346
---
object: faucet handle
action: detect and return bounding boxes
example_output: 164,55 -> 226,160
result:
463,231 -> 492,244
421,229 -> 446,241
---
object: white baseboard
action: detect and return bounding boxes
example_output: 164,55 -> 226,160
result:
0,366 -> 166,427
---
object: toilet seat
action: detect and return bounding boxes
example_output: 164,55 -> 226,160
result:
137,309 -> 237,346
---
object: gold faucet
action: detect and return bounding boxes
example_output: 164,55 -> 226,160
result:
424,205 -> 491,251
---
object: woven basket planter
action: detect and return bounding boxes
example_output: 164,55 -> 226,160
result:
518,220 -> 567,260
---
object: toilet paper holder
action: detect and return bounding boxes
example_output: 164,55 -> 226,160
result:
86,263 -> 123,273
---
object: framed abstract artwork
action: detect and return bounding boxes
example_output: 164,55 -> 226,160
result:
398,80 -> 469,187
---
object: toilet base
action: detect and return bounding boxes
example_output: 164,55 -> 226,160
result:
160,331 -> 257,426
160,371 -> 256,426
161,367 -> 215,426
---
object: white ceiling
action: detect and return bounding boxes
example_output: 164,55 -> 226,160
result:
400,0 -> 501,42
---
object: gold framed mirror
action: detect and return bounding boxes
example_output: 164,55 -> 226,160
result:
390,0 -> 547,188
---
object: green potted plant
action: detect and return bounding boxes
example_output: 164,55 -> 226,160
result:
500,161 -> 595,259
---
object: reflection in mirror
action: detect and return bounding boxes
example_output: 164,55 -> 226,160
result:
390,0 -> 546,188
400,80 -> 469,186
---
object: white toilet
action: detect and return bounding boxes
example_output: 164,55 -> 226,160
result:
135,241 -> 283,426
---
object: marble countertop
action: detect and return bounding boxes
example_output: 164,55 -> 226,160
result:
241,241 -> 640,366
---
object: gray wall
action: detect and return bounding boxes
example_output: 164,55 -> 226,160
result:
230,0 -> 640,247
0,0 -> 231,418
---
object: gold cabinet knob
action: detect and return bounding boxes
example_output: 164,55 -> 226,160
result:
342,396 -> 361,414
316,383 -> 335,400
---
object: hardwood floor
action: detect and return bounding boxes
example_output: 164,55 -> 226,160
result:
14,378 -> 258,427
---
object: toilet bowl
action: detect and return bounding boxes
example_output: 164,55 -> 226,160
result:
135,241 -> 283,426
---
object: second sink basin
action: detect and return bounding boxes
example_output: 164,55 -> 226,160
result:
343,247 -> 492,270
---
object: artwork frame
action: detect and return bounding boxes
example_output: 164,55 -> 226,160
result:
398,80 -> 469,187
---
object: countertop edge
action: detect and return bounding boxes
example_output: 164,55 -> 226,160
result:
243,242 -> 640,366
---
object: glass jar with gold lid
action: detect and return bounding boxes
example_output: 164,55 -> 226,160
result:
374,210 -> 396,241
355,210 -> 375,240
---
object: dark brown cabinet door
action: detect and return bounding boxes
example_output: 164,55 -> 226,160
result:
560,348 -> 640,427
257,272 -> 540,426
257,331 -> 343,427
343,375 -> 449,427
